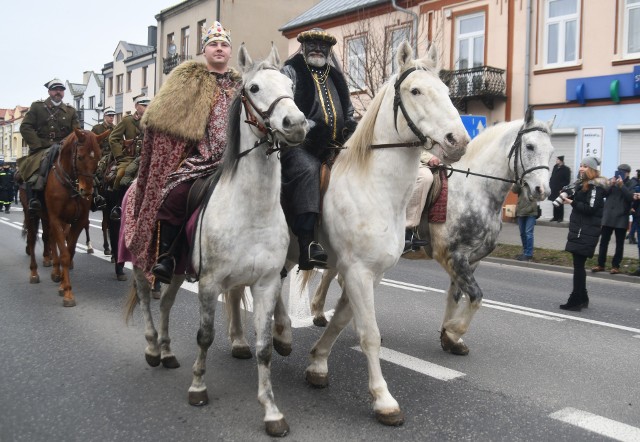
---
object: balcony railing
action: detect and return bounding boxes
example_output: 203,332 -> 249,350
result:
162,54 -> 193,75
440,66 -> 506,112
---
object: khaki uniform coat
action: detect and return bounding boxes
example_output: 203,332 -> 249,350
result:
108,115 -> 143,189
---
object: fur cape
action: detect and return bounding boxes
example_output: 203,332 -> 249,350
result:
142,61 -> 241,141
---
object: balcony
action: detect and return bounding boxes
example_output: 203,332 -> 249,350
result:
162,54 -> 192,75
440,66 -> 507,113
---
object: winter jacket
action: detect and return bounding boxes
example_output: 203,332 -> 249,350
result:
601,177 -> 638,229
565,177 -> 608,257
513,183 -> 539,217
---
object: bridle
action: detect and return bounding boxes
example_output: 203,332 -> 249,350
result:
441,125 -> 550,185
238,69 -> 296,159
52,137 -> 96,200
371,67 -> 431,150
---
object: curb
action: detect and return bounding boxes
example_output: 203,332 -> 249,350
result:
484,256 -> 640,284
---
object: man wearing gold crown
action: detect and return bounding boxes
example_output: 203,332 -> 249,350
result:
122,21 -> 242,284
281,28 -> 358,270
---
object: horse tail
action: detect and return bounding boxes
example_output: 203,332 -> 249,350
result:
297,269 -> 319,294
124,279 -> 139,324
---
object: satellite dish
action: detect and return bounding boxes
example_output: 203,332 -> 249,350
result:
168,43 -> 177,56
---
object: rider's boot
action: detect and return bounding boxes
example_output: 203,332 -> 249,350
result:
26,182 -> 42,214
151,222 -> 181,284
298,231 -> 328,270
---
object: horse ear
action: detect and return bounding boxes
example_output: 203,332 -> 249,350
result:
423,43 -> 440,71
524,106 -> 534,125
266,42 -> 281,69
74,127 -> 85,141
546,115 -> 556,130
396,40 -> 413,72
237,43 -> 253,73
97,129 -> 111,144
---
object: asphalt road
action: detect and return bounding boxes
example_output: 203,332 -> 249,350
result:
1,209 -> 639,441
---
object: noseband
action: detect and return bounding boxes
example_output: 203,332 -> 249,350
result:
239,71 -> 295,158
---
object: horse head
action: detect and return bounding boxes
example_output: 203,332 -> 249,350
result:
513,107 -> 555,201
391,41 -> 470,164
237,43 -> 308,149
67,128 -> 104,199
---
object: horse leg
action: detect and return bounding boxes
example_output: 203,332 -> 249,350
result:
441,262 -> 483,355
85,225 -> 93,254
57,221 -> 83,306
41,216 -> 52,268
26,216 -> 40,283
188,275 -> 221,407
310,267 -> 339,327
251,276 -> 289,437
272,287 -> 292,357
336,268 -> 403,426
130,267 -> 161,367
157,275 -> 185,368
226,286 -> 252,359
48,221 -> 62,284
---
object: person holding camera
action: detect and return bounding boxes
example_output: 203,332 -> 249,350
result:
591,163 -> 637,275
560,156 -> 608,311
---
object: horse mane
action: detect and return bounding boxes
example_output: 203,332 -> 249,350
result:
218,92 -> 243,180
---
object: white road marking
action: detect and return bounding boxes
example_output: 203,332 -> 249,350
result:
550,407 -> 640,442
351,345 -> 465,381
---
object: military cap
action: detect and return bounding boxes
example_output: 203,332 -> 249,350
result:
297,28 -> 337,46
103,107 -> 116,116
44,78 -> 66,90
133,95 -> 150,106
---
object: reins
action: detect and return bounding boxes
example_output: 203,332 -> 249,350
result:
440,125 -> 550,185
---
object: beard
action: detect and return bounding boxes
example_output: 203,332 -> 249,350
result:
305,53 -> 327,68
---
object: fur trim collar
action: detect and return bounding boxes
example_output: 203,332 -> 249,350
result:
142,61 -> 241,141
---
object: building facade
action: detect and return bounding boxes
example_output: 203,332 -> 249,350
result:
0,106 -> 28,163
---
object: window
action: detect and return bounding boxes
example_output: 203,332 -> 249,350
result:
544,0 -> 580,66
108,77 -> 113,96
197,20 -> 206,54
346,36 -> 367,91
116,74 -> 123,94
181,27 -> 190,58
624,0 -> 640,57
387,25 -> 411,75
455,12 -> 485,69
89,96 -> 95,109
167,32 -> 176,57
142,66 -> 148,88
126,71 -> 131,92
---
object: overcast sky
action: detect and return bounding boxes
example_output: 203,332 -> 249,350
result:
0,0 -> 182,109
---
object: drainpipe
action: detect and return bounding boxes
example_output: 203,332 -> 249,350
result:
216,0 -> 221,21
391,0 -> 418,54
524,0 -> 532,113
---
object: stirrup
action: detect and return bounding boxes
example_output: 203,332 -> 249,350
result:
307,241 -> 328,267
93,195 -> 107,210
28,198 -> 42,213
109,206 -> 121,221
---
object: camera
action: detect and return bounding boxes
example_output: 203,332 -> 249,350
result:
614,170 -> 621,179
552,184 -> 576,207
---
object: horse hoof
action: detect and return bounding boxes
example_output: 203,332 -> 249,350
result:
273,339 -> 291,357
375,409 -> 405,426
265,418 -> 289,437
104,248 -> 111,256
145,353 -> 161,367
440,329 -> 469,356
188,389 -> 209,406
51,274 -> 61,283
43,259 -> 52,268
161,356 -> 180,369
312,316 -> 328,327
63,298 -> 76,307
30,275 -> 40,284
231,346 -> 252,359
87,248 -> 94,254
151,290 -> 161,300
117,274 -> 128,282
305,370 -> 328,388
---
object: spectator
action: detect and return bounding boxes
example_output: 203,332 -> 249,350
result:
548,155 -> 572,222
513,182 -> 538,261
627,168 -> 640,245
560,156 -> 608,311
632,173 -> 640,276
591,163 -> 637,274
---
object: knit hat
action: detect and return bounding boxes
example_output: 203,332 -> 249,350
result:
580,156 -> 600,170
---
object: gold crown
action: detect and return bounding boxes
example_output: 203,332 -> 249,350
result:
201,21 -> 231,49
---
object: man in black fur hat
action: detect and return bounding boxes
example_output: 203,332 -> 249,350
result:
281,28 -> 358,270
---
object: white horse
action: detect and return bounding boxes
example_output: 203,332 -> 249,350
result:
228,41 -> 470,427
125,44 -> 307,437
309,107 -> 555,356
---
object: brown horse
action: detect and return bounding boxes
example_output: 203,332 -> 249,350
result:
24,129 -> 107,306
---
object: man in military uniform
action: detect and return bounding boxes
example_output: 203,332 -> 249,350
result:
281,28 -> 358,270
92,107 -> 116,156
107,95 -> 148,281
19,78 -> 80,213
